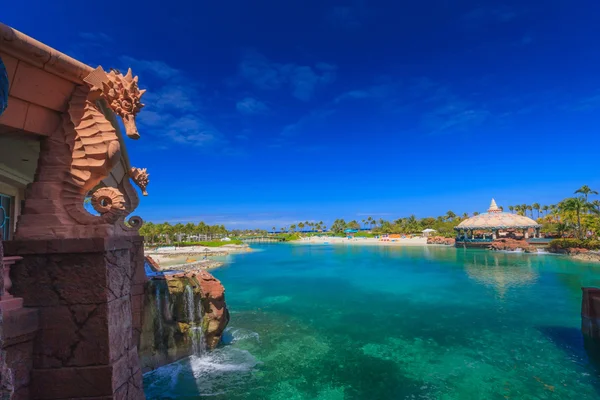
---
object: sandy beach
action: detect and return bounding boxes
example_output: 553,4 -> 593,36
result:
292,236 -> 429,246
146,244 -> 252,269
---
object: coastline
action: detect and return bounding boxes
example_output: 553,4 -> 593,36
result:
291,236 -> 429,246
145,244 -> 251,271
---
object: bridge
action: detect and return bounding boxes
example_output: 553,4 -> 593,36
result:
236,236 -> 286,243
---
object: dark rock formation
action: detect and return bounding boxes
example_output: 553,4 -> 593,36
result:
489,239 -> 537,253
138,259 -> 229,372
582,288 -> 600,339
427,236 -> 455,245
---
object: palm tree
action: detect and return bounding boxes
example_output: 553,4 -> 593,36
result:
508,205 -> 514,214
298,222 -> 305,232
542,205 -> 549,217
575,185 -> 598,202
462,212 -> 469,220
559,197 -> 595,239
532,203 -> 540,219
526,205 -> 533,218
272,226 -> 276,234
445,211 -> 457,221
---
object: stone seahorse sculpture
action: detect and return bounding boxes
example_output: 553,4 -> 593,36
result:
61,66 -> 149,226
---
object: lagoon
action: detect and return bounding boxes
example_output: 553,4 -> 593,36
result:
144,244 -> 600,399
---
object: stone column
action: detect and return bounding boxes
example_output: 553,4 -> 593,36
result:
492,230 -> 497,240
5,236 -> 146,400
0,236 -> 15,400
524,229 -> 529,239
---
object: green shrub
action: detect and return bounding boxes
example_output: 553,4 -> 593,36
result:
169,240 -> 243,247
548,239 -> 600,251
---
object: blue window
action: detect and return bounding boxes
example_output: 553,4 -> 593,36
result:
0,194 -> 13,240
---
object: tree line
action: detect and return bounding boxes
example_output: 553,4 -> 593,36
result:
138,185 -> 600,242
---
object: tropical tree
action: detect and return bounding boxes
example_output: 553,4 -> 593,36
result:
542,205 -> 549,217
559,197 -> 595,239
298,222 -> 305,232
532,203 -> 540,219
348,220 -> 360,230
575,185 -> 598,202
331,219 -> 347,234
445,211 -> 457,221
508,205 -> 514,214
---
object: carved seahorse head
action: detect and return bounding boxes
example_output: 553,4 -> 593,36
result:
84,67 -> 146,140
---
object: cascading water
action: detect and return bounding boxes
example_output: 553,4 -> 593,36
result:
185,285 -> 204,356
163,289 -> 172,320
155,284 -> 165,350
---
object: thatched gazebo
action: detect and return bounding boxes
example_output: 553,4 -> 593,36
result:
454,199 -> 541,247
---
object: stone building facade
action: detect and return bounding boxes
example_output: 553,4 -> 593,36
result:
0,23 -> 150,399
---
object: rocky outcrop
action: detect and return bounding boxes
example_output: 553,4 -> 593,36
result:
566,251 -> 600,263
138,258 -> 229,372
489,239 -> 536,253
427,236 -> 455,245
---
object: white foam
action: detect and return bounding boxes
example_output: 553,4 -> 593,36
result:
222,327 -> 261,344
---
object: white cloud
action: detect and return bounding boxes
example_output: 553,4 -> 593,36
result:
119,55 -> 182,80
236,97 -> 269,115
238,50 -> 336,101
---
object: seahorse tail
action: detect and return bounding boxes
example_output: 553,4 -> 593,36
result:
62,183 -> 127,225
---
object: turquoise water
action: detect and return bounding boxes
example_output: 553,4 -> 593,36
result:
144,244 -> 600,399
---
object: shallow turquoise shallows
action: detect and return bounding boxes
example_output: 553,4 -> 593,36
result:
143,244 -> 600,400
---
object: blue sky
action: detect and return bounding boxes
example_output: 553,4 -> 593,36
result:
4,0 -> 600,228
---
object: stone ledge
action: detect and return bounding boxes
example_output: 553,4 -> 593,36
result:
2,307 -> 39,346
5,236 -> 144,255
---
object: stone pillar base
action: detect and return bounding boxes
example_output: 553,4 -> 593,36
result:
2,307 -> 39,400
0,297 -> 23,313
5,236 -> 147,399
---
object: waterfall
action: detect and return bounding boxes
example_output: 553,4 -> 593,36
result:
155,284 -> 164,350
163,289 -> 172,320
185,285 -> 204,356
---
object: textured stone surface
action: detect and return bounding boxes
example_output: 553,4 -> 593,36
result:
427,236 -> 456,245
5,237 -> 146,399
489,238 -> 536,253
11,64 -> 149,241
582,288 -> 600,339
138,260 -> 229,372
195,270 -> 230,349
0,238 -> 15,400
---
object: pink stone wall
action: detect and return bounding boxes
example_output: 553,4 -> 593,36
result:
5,236 -> 147,399
0,238 -> 15,400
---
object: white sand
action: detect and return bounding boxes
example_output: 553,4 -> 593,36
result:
293,236 -> 428,246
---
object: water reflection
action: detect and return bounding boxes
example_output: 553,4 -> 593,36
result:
463,252 -> 538,298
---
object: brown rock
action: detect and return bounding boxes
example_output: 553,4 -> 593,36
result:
427,236 -> 456,246
488,238 -> 536,253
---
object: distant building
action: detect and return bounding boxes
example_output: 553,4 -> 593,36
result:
455,199 -> 541,247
